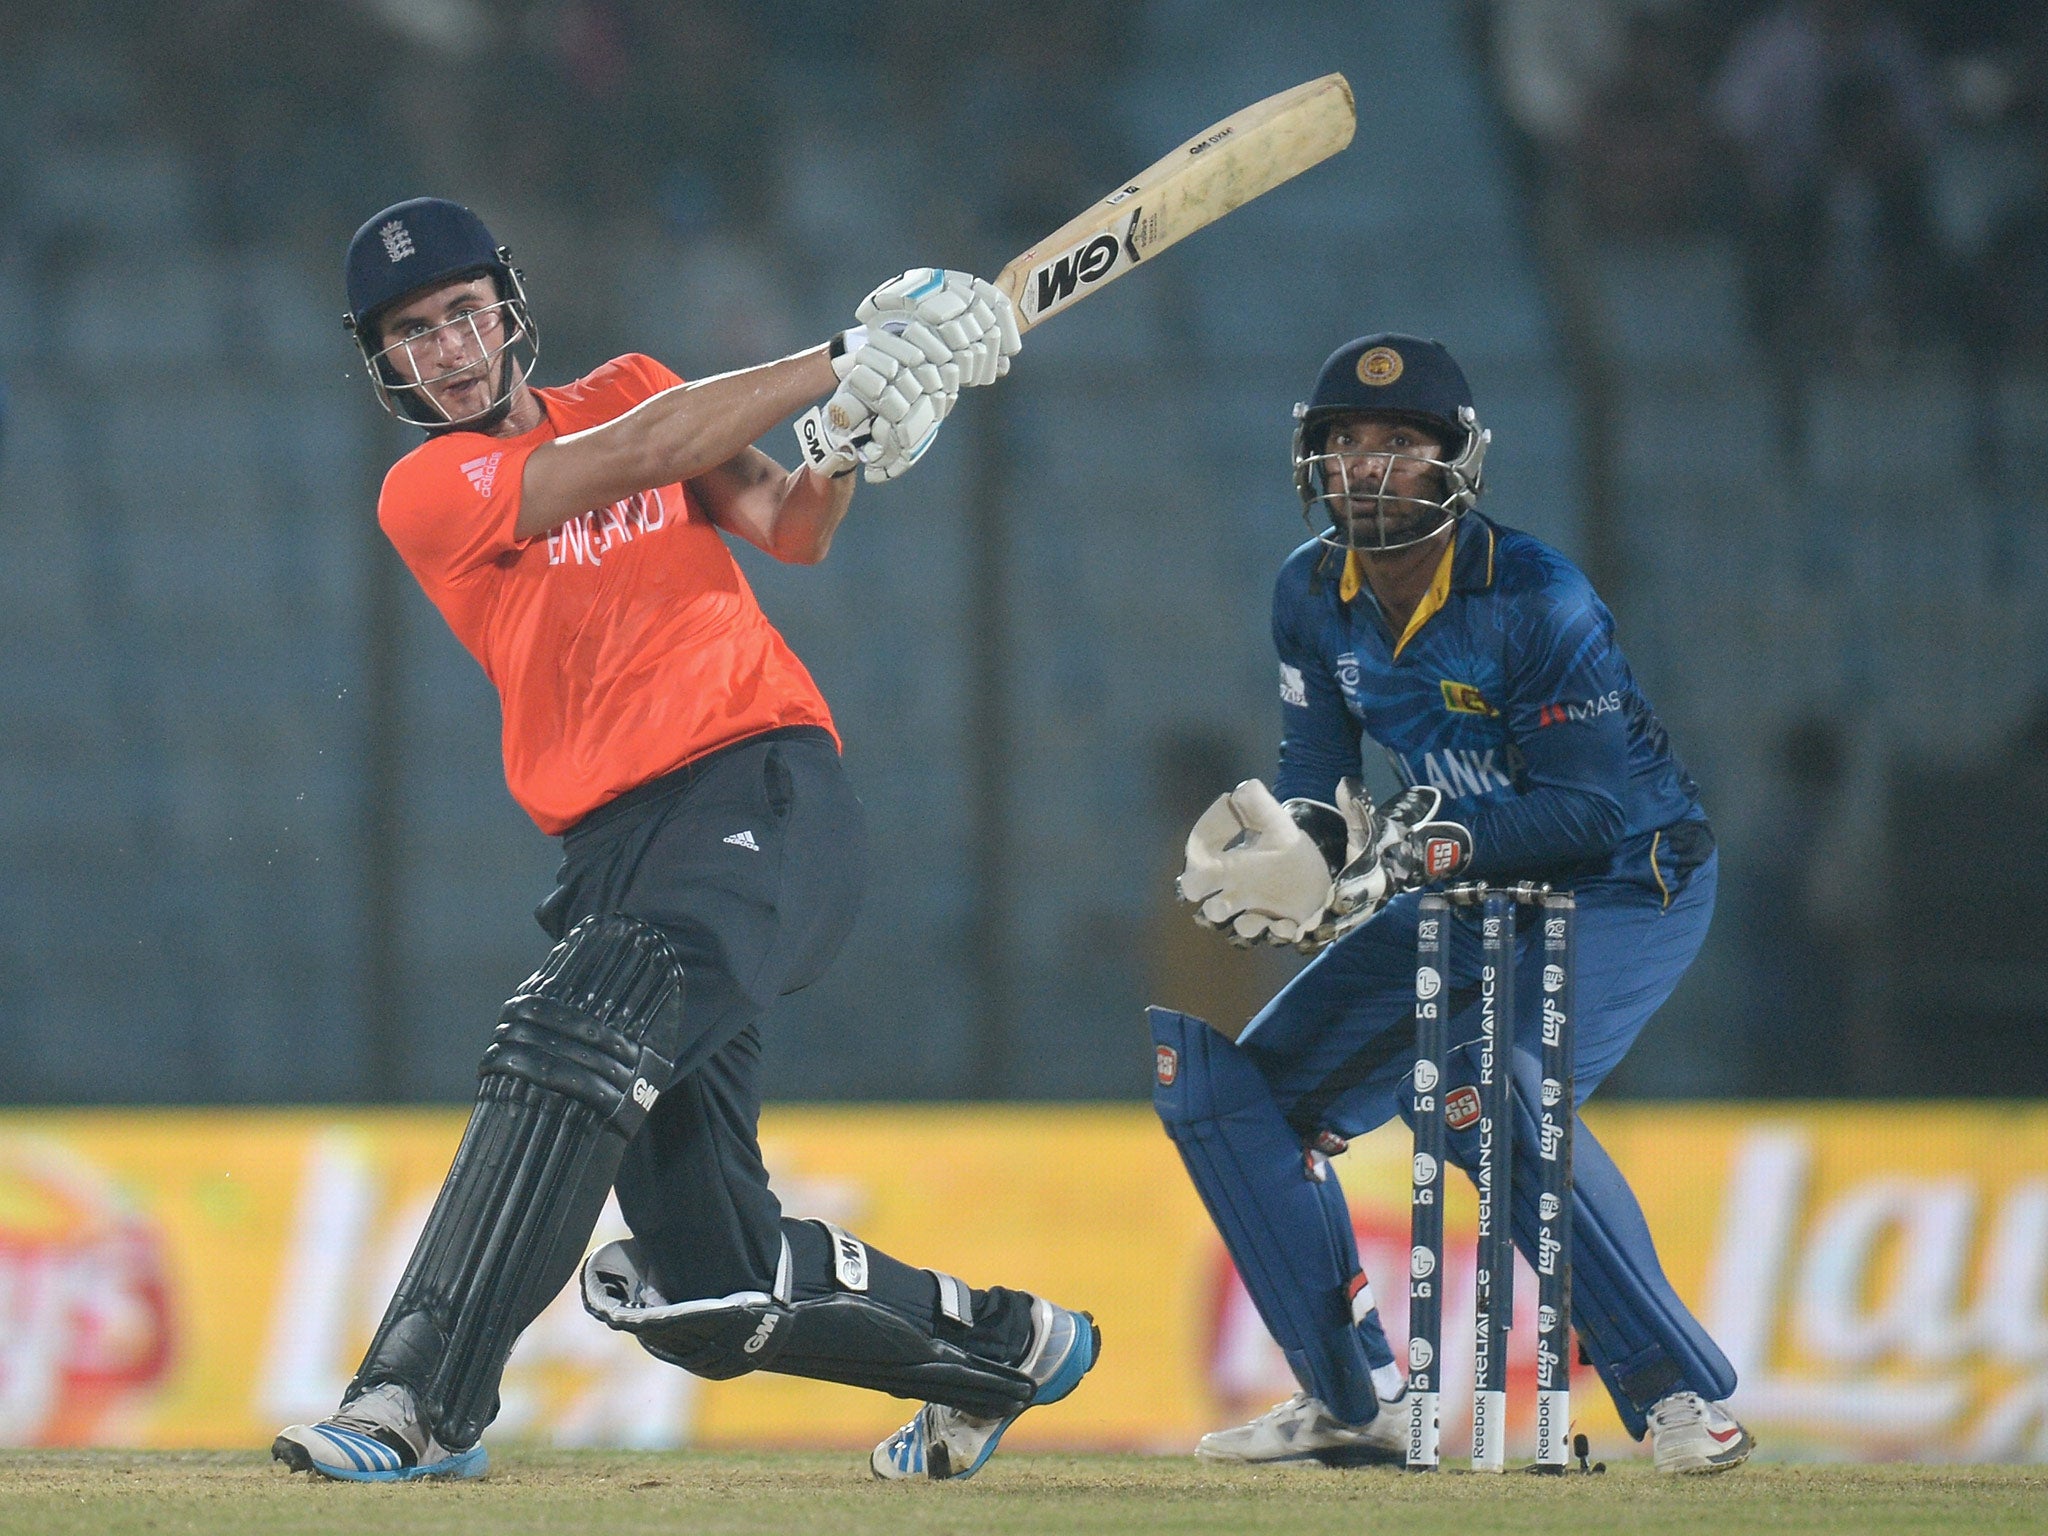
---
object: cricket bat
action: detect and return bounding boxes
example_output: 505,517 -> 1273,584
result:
995,73 -> 1356,332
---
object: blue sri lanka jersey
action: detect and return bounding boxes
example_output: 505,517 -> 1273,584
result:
1271,513 -> 1711,898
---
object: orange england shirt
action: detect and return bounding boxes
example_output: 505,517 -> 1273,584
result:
377,353 -> 838,834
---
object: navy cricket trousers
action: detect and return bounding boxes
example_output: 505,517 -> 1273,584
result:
534,726 -> 863,1305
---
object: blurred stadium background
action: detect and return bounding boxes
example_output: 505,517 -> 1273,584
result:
2,0 -> 2046,1464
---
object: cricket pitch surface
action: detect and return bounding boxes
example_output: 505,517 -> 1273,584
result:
2,1451 -> 2042,1535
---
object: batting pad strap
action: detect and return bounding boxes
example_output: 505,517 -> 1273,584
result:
1346,1271 -> 1377,1326
932,1271 -> 974,1327
583,1240 -> 1034,1419
481,913 -> 687,1137
774,1233 -> 794,1305
816,1221 -> 870,1293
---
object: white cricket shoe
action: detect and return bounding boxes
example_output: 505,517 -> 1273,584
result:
1195,1390 -> 1407,1467
1648,1391 -> 1754,1473
272,1381 -> 488,1482
870,1297 -> 1100,1481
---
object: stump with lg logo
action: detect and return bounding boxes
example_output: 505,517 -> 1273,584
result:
1408,884 -> 1598,1475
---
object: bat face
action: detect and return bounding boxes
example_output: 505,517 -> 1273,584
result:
998,73 -> 1356,332
1019,227 -> 1129,326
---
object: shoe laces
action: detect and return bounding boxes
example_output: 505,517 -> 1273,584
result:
331,1384 -> 422,1451
1249,1392 -> 1316,1427
1650,1391 -> 1705,1431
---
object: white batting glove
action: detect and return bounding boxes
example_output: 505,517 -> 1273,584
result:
857,269 -> 1021,389
1179,779 -> 1338,946
791,394 -> 869,478
836,327 -> 958,481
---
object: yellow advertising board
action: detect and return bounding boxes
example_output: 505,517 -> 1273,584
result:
1,1104 -> 2045,1461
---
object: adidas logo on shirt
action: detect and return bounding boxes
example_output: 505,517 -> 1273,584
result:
723,830 -> 760,851
461,452 -> 504,498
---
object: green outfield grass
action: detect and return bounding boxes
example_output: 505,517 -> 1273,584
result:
1,1451 -> 2042,1536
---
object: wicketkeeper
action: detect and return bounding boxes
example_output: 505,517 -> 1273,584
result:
272,198 -> 1097,1483
1153,334 -> 1752,1473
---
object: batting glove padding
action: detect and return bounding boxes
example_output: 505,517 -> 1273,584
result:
836,326 -> 966,481
858,269 -> 1020,389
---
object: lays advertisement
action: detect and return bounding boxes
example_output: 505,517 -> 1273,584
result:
1,1104 -> 2046,1461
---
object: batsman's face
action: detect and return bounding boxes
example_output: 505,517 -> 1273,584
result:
1319,413 -> 1449,544
375,275 -> 517,422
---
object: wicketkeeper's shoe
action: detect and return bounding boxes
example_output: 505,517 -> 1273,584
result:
870,1296 -> 1100,1481
1647,1390 -> 1754,1473
272,1382 -> 488,1483
1194,1389 -> 1407,1467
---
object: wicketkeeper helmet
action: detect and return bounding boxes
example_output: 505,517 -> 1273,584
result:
1291,333 -> 1489,553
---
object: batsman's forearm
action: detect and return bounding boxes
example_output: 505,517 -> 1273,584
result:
517,346 -> 838,538
630,348 -> 840,488
762,466 -> 855,564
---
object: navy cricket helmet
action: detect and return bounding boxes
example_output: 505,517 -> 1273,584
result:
1291,333 -> 1489,553
342,197 -> 539,431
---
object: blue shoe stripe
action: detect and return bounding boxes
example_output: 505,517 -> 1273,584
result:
321,1425 -> 400,1471
870,1310 -> 1099,1483
317,1430 -> 374,1473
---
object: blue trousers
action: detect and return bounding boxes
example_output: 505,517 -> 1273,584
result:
1158,854 -> 1734,1437
1241,857 -> 1718,1127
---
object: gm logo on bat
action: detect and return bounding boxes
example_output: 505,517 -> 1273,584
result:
1025,230 -> 1124,321
1024,203 -> 1161,324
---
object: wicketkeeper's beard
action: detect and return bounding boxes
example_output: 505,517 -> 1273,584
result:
1324,462 -> 1453,551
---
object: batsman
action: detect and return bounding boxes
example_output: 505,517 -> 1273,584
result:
272,198 -> 1097,1483
1154,334 -> 1753,1473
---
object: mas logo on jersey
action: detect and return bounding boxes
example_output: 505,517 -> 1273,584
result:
1356,346 -> 1404,386
1279,663 -> 1307,708
1440,679 -> 1498,716
1536,690 -> 1624,728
